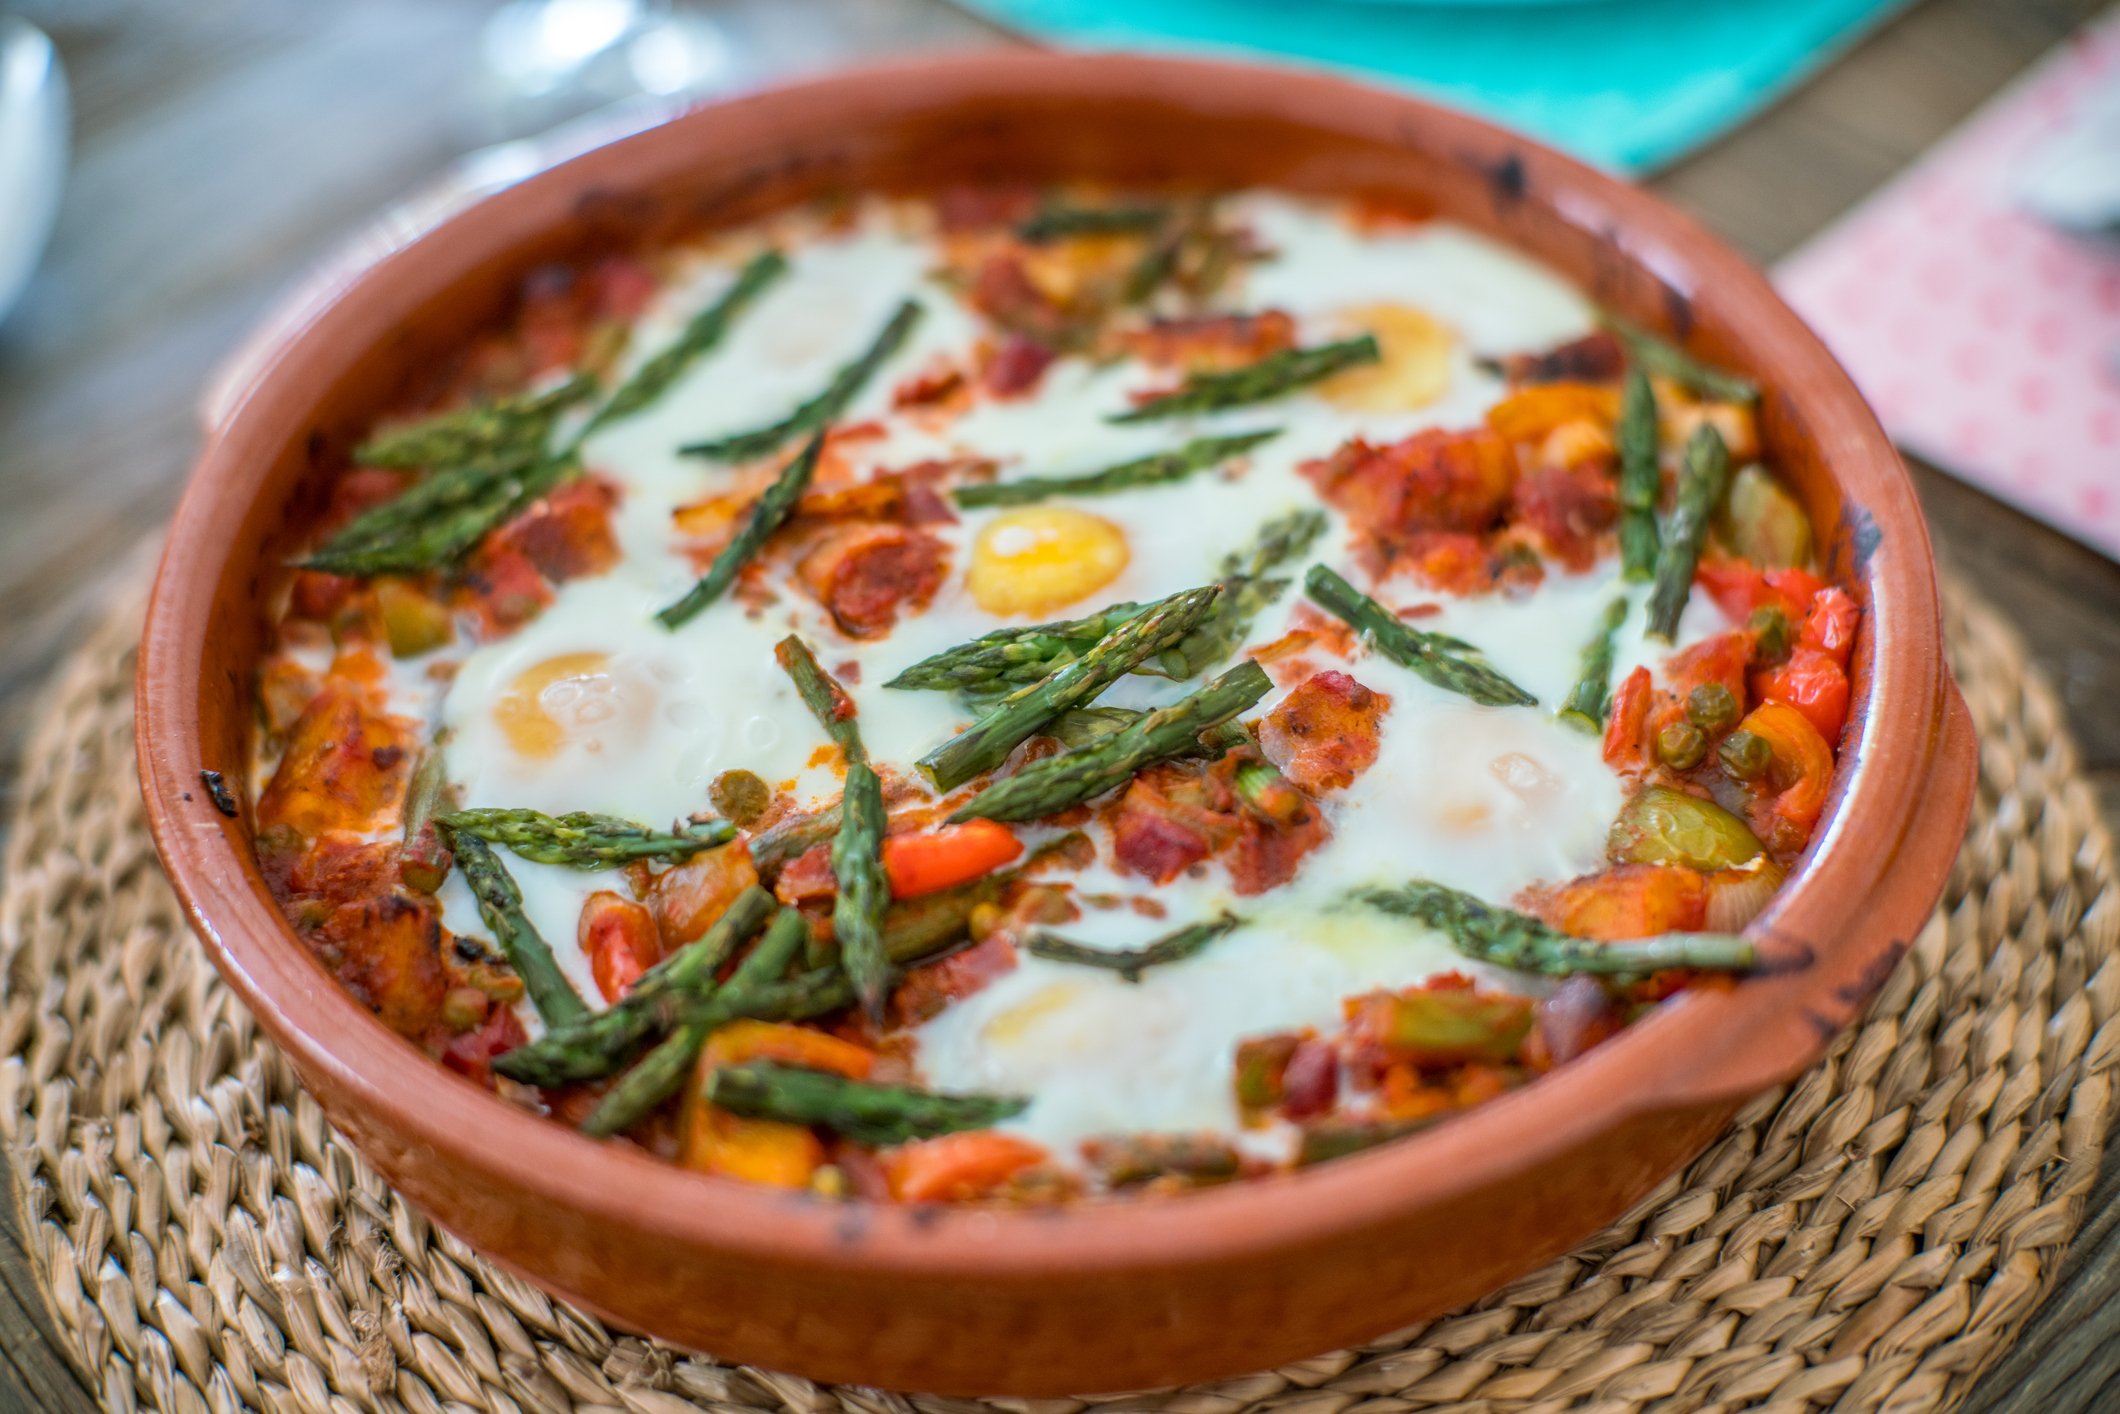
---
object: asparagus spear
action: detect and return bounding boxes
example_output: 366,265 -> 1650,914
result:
1109,336 -> 1379,423
950,660 -> 1272,823
1159,508 -> 1328,678
353,375 -> 594,469
952,430 -> 1280,510
833,763 -> 892,1023
491,885 -> 776,1086
1017,205 -> 1168,243
436,808 -> 733,868
574,250 -> 787,441
1644,424 -> 1730,643
441,830 -> 587,1028
656,429 -> 824,629
1357,880 -> 1757,975
1297,1114 -> 1445,1166
680,299 -> 923,462
775,635 -> 865,764
299,451 -> 578,577
579,959 -> 848,1138
1616,368 -> 1661,582
708,1061 -> 1029,1144
1025,912 -> 1241,982
749,803 -> 842,875
1303,565 -> 1537,708
1556,597 -> 1630,734
398,749 -> 454,893
884,600 -> 1149,692
1602,315 -> 1760,404
916,585 -> 1223,793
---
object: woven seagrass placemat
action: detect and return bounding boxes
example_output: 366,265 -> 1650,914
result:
1,578 -> 2113,1414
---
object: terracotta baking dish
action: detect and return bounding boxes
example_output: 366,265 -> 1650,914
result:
136,53 -> 1977,1396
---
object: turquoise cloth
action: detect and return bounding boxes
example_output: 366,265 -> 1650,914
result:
959,0 -> 1912,174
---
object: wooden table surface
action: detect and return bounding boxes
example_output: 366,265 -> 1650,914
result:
2,1 -> 2116,1409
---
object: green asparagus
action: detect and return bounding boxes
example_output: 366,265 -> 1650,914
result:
1025,912 -> 1241,982
436,808 -> 733,868
1644,424 -> 1730,643
950,660 -> 1272,823
749,803 -> 842,875
1160,508 -> 1327,678
1603,315 -> 1760,404
952,430 -> 1280,509
575,250 -> 786,441
1017,205 -> 1168,243
915,585 -> 1223,793
775,635 -> 865,765
1303,565 -> 1537,708
1110,335 -> 1379,423
441,830 -> 587,1028
656,428 -> 824,629
300,451 -> 579,577
884,600 -> 1149,692
680,299 -> 922,462
833,762 -> 892,1023
1357,880 -> 1757,976
708,1061 -> 1029,1144
352,375 -> 593,470
490,886 -> 776,1087
1556,597 -> 1629,734
1616,368 -> 1660,582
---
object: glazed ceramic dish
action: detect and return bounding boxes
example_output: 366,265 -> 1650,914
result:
138,54 -> 1975,1395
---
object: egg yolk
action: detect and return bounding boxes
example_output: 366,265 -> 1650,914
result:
1318,302 -> 1456,412
967,506 -> 1129,616
493,652 -> 638,758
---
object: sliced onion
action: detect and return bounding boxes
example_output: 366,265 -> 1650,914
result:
1704,856 -> 1787,933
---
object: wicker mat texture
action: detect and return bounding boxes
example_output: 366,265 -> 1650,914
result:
2,579 -> 2115,1414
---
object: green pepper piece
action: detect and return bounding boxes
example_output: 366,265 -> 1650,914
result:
1718,465 -> 1813,571
1378,990 -> 1533,1065
1609,785 -> 1764,870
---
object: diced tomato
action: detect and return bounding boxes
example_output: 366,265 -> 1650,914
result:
1257,670 -> 1392,794
579,892 -> 661,1003
1751,646 -> 1850,743
886,1132 -> 1048,1202
489,477 -> 621,584
1279,1039 -> 1339,1120
795,523 -> 949,638
1112,812 -> 1211,885
593,257 -> 657,324
894,359 -> 969,409
1696,560 -> 1804,623
1665,630 -> 1750,703
649,843 -> 760,949
1603,666 -> 1654,772
1300,428 -> 1518,552
891,935 -> 1019,1027
881,821 -> 1023,899
290,570 -> 359,622
1535,863 -> 1708,941
983,334 -> 1057,398
321,468 -> 413,531
441,1004 -> 528,1090
455,546 -> 553,636
1801,586 -> 1858,664
1510,462 -> 1617,572
772,843 -> 838,906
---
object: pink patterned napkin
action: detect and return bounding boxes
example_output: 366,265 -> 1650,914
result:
1774,12 -> 2120,559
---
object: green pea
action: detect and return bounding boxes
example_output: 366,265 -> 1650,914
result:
1686,682 -> 1740,734
1720,729 -> 1773,782
1657,720 -> 1707,771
